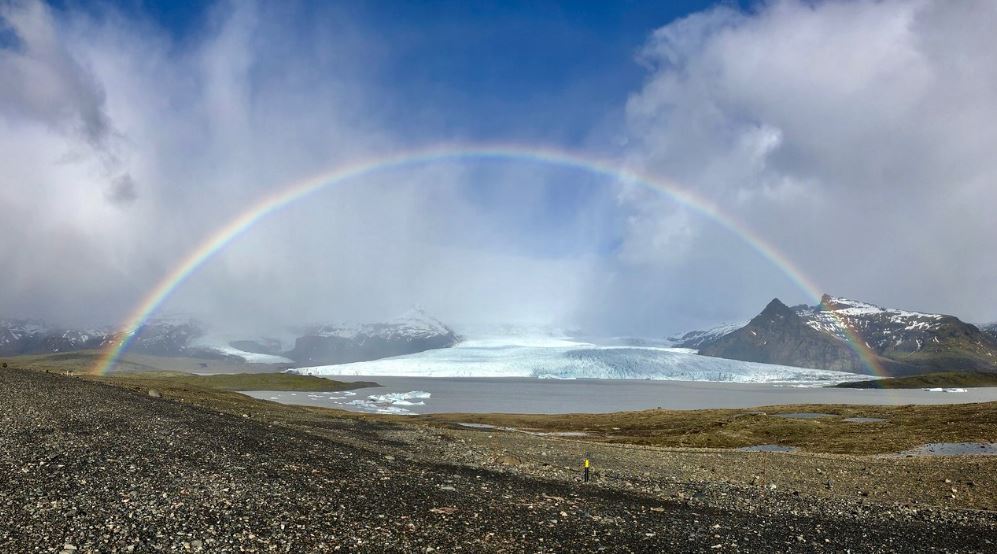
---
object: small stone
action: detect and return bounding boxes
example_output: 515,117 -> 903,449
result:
768,484 -> 777,490
147,389 -> 161,398
495,455 -> 522,466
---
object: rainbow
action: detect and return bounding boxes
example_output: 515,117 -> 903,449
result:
90,144 -> 886,376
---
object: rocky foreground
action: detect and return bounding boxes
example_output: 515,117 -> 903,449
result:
1,369 -> 995,552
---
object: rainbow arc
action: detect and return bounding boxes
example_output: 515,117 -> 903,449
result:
91,145 -> 886,377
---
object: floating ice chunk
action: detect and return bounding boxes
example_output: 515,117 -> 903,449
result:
368,391 -> 431,404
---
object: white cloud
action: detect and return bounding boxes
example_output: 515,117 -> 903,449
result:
0,0 -> 591,331
617,0 -> 997,324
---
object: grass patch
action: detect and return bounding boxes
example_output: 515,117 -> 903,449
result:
104,371 -> 378,392
421,402 -> 997,455
836,371 -> 997,389
2,350 -> 294,374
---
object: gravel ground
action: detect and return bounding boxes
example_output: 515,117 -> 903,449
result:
1,368 -> 994,553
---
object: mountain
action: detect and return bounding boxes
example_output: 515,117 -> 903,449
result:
0,319 -> 108,355
1,310 -> 462,366
0,317 -> 207,358
688,296 -> 997,376
981,323 -> 997,343
668,321 -> 747,349
123,318 -> 206,357
286,309 -> 460,365
697,299 -> 867,372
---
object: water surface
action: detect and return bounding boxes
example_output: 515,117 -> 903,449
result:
241,377 -> 997,415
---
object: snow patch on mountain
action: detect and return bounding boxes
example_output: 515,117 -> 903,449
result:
307,308 -> 456,342
190,337 -> 293,364
668,321 -> 748,349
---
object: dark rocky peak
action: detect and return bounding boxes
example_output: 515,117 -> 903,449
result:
751,298 -> 796,324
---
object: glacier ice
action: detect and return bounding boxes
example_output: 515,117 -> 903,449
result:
290,336 -> 870,384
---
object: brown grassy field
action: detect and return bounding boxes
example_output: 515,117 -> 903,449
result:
836,370 -> 997,389
420,401 -> 997,455
2,350 -> 293,374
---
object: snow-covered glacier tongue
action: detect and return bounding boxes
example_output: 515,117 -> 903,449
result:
289,335 -> 870,385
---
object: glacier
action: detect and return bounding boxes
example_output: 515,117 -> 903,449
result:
290,335 -> 872,384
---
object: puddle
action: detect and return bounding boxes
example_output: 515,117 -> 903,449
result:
896,442 -> 997,457
843,417 -> 886,423
736,444 -> 799,453
775,412 -> 835,420
457,422 -> 499,430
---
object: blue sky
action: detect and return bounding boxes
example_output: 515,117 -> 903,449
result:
74,0 -> 737,142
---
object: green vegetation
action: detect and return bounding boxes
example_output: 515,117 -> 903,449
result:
421,402 -> 997,455
881,337 -> 997,373
5,351 -> 292,374
105,371 -> 377,392
836,371 -> 997,389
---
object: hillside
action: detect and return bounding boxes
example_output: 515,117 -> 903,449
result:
686,296 -> 997,376
0,309 -> 461,367
287,309 -> 460,365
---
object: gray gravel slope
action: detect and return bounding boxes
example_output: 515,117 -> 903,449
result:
0,369 -> 991,552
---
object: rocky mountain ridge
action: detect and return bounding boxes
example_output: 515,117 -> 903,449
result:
981,323 -> 997,343
287,309 -> 460,366
0,318 -> 202,358
0,310 -> 460,367
680,295 -> 997,376
668,321 -> 748,349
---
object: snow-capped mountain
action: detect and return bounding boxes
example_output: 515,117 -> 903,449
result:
678,295 -> 997,376
0,319 -> 108,355
668,321 -> 748,349
0,317 -> 206,358
121,317 -> 206,357
981,322 -> 997,343
0,310 -> 461,366
286,309 -> 460,365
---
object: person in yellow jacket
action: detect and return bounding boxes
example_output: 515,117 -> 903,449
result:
583,456 -> 590,483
